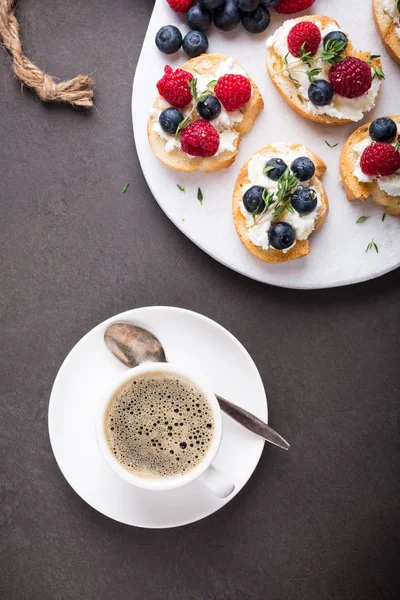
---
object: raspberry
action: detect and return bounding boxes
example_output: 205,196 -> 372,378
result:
328,57 -> 372,99
360,143 -> 400,177
157,66 -> 194,108
180,120 -> 220,157
214,74 -> 252,112
166,0 -> 192,13
275,0 -> 315,14
287,21 -> 321,58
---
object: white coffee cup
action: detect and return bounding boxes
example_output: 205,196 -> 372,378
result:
95,362 -> 235,498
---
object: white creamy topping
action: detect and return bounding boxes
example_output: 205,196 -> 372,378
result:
383,0 -> 400,36
151,58 -> 249,157
352,125 -> 400,197
266,20 -> 382,122
239,143 -> 322,252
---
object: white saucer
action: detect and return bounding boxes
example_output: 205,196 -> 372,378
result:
48,307 -> 267,528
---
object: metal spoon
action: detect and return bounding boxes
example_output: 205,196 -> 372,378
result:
104,322 -> 290,450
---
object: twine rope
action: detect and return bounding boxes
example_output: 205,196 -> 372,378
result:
0,0 -> 94,108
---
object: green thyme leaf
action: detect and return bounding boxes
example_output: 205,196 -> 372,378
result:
283,52 -> 289,66
286,204 -> 295,214
177,184 -> 185,192
325,140 -> 338,148
356,216 -> 370,224
382,212 -> 387,222
262,188 -> 276,209
320,39 -> 346,65
272,203 -> 287,217
306,67 -> 322,83
263,165 -> 275,176
288,72 -> 299,84
299,42 -> 313,65
395,140 -> 400,152
367,55 -> 385,80
398,0 -> 400,13
207,80 -> 217,88
175,115 -> 191,138
366,237 -> 378,253
197,187 -> 203,205
276,168 -> 299,203
121,183 -> 130,193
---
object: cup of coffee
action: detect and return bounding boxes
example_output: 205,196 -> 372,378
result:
95,363 -> 235,498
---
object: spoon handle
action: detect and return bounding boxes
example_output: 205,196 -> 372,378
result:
215,394 -> 290,451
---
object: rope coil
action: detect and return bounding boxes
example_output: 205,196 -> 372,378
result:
0,0 -> 94,108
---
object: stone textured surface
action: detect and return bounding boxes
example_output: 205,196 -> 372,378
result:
1,1 -> 399,599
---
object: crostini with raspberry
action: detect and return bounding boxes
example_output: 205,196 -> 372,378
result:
266,15 -> 384,125
340,115 -> 400,217
148,54 -> 264,172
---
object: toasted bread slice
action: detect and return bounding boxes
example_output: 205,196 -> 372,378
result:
148,54 -> 264,173
266,15 -> 383,125
340,115 -> 400,216
373,0 -> 400,64
233,144 -> 328,263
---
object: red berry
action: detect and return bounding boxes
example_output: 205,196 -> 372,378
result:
214,74 -> 252,112
328,57 -> 372,99
287,21 -> 321,58
166,0 -> 192,13
180,120 -> 220,157
275,0 -> 315,14
157,66 -> 194,108
360,143 -> 400,177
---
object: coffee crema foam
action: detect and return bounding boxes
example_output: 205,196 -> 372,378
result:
104,372 -> 215,479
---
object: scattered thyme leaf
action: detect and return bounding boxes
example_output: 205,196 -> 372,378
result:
177,184 -> 185,192
263,165 -> 275,176
121,183 -> 130,194
197,187 -> 203,205
356,216 -> 370,224
366,238 -> 378,253
325,140 -> 338,148
382,212 -> 386,222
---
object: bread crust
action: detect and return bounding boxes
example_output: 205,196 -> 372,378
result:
148,54 -> 264,172
339,115 -> 400,216
266,15 -> 383,125
232,144 -> 328,263
373,0 -> 400,64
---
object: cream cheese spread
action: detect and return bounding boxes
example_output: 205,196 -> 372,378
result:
239,143 -> 322,253
266,19 -> 381,122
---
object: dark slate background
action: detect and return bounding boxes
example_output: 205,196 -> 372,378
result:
1,1 -> 399,599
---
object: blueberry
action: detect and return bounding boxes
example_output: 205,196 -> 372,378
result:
159,108 -> 184,134
155,25 -> 182,55
259,0 -> 280,6
369,117 -> 397,143
241,7 -> 270,33
268,222 -> 296,250
323,31 -> 348,53
187,6 -> 212,32
290,187 -> 318,214
308,80 -> 334,106
243,186 -> 265,214
237,0 -> 260,10
182,30 -> 209,58
265,158 -> 287,181
199,0 -> 225,8
214,0 -> 241,31
290,157 -> 315,181
197,96 -> 221,120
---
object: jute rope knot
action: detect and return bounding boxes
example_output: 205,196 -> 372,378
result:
0,0 -> 94,108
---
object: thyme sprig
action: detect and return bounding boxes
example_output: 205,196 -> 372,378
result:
367,55 -> 385,80
175,78 -> 217,138
276,39 -> 347,82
